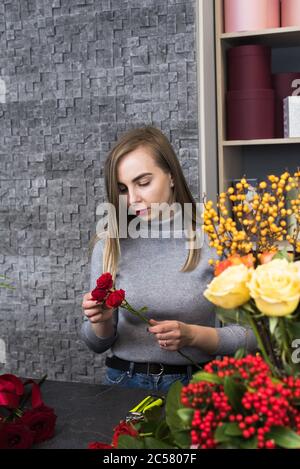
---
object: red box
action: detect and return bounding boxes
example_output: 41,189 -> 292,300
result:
227,45 -> 272,91
227,89 -> 275,140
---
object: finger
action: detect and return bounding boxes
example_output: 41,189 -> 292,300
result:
156,332 -> 174,341
83,308 -> 103,318
83,300 -> 103,309
88,312 -> 112,323
148,323 -> 173,334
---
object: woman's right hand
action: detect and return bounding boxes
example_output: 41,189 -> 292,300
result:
82,292 -> 114,324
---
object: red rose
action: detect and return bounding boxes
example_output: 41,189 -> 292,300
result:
112,420 -> 138,448
96,272 -> 113,290
91,287 -> 107,304
105,289 -> 125,309
88,441 -> 114,449
0,422 -> 35,449
0,374 -> 24,409
20,405 -> 57,444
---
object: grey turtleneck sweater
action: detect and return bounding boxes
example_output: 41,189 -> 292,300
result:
81,212 -> 257,364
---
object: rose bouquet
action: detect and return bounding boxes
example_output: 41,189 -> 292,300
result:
0,374 -> 56,449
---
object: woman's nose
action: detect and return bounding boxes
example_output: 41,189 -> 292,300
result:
128,187 -> 142,206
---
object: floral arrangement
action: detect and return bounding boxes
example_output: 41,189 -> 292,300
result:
89,354 -> 300,449
89,171 -> 300,449
202,170 -> 300,378
0,374 -> 56,449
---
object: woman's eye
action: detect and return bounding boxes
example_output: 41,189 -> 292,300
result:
119,187 -> 127,193
138,182 -> 150,187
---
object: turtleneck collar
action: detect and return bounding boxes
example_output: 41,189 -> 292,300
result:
137,204 -> 186,238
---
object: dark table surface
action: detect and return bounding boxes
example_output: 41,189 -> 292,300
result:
33,380 -> 155,449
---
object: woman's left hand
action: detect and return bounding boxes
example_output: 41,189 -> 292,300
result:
148,319 -> 194,351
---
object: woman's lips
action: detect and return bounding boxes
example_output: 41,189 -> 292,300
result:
136,208 -> 149,216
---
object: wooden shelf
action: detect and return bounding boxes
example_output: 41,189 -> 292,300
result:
223,138 -> 300,146
220,26 -> 300,47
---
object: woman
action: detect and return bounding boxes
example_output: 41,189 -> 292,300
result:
81,126 -> 256,391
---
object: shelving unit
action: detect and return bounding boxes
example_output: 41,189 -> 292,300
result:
214,0 -> 300,192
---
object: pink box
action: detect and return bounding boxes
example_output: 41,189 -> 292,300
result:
224,0 -> 280,33
281,0 -> 300,27
267,0 -> 280,28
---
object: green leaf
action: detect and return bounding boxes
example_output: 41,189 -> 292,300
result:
239,436 -> 258,449
267,427 -> 300,448
0,283 -> 15,289
215,425 -> 257,449
173,430 -> 191,449
154,420 -> 170,441
224,422 -> 243,437
269,317 -> 279,335
214,424 -> 231,443
224,376 -> 245,413
143,437 -> 174,449
286,320 -> 300,340
190,371 -> 222,385
143,405 -> 164,422
215,423 -> 242,443
165,381 -> 185,433
117,435 -> 145,449
177,408 -> 194,427
234,348 -> 246,359
273,248 -> 292,262
139,306 -> 148,313
216,306 -> 250,327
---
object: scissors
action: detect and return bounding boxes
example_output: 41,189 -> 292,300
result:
125,394 -> 165,423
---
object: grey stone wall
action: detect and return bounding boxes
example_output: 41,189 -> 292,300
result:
0,0 -> 199,383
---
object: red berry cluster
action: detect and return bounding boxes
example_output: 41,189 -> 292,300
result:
181,355 -> 300,449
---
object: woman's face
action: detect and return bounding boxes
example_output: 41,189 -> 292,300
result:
116,145 -> 174,220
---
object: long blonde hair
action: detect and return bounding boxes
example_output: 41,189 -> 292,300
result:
88,126 -> 202,281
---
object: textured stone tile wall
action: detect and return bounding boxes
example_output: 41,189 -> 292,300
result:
0,0 -> 199,383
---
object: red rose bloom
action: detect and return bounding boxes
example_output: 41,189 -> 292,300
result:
88,441 -> 114,449
96,272 -> 113,290
21,405 -> 57,444
0,422 -> 35,449
0,374 -> 24,409
112,420 -> 138,448
91,287 -> 108,303
105,289 -> 125,309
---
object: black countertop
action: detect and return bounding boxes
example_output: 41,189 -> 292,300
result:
34,380 -> 155,449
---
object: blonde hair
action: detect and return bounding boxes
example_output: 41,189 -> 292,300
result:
88,126 -> 202,282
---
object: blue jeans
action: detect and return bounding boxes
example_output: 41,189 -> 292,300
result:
104,366 -> 193,392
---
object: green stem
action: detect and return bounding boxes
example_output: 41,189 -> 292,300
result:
247,314 -> 279,375
278,317 -> 291,368
122,301 -> 202,370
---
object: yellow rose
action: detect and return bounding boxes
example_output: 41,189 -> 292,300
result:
204,264 -> 251,309
247,259 -> 300,317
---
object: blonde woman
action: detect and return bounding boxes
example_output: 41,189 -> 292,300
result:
81,126 -> 256,391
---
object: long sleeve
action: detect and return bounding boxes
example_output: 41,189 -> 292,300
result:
80,238 -> 118,354
215,324 -> 258,356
